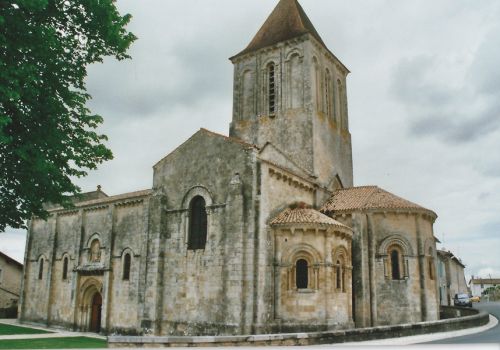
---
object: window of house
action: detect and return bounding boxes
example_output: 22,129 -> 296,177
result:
123,253 -> 131,281
90,239 -> 101,262
296,259 -> 308,289
0,268 -> 3,284
188,196 -> 208,250
62,256 -> 69,280
268,63 -> 276,115
390,249 -> 401,280
38,258 -> 44,280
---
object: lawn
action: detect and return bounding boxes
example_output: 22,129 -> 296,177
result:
0,336 -> 107,349
0,323 -> 51,335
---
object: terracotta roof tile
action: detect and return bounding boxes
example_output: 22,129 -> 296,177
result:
270,208 -> 351,230
321,186 -> 436,217
470,279 -> 500,285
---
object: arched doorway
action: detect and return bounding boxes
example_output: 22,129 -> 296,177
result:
77,279 -> 104,333
89,292 -> 102,333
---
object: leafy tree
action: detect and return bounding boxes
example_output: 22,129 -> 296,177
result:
0,0 -> 136,231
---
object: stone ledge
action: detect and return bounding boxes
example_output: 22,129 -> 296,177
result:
108,307 -> 489,347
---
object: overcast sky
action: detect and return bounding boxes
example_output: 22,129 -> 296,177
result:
2,0 -> 500,281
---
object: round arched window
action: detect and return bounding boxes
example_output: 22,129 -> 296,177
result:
188,196 -> 207,250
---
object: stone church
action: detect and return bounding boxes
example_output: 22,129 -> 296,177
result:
19,0 -> 440,336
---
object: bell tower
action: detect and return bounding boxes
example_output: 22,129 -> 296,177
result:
229,0 -> 353,188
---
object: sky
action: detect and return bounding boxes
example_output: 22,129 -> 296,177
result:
1,0 -> 500,281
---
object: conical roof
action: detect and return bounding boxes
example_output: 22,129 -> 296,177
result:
270,207 -> 352,231
320,186 -> 437,218
231,0 -> 327,59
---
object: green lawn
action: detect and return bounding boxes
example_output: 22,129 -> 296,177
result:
0,323 -> 52,335
0,336 -> 107,349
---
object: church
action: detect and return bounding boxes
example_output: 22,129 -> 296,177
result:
19,0 -> 440,336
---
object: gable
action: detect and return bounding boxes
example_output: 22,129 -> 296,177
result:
258,142 -> 315,180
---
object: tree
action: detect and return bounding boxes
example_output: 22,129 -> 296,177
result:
0,0 -> 136,231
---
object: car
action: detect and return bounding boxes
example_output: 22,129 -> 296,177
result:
470,295 -> 481,303
453,293 -> 473,307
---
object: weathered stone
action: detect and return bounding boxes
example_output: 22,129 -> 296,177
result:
20,0 -> 440,338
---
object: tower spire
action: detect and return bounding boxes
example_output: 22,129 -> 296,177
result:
231,0 -> 327,60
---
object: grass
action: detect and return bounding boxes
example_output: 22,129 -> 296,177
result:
0,323 -> 52,335
0,336 -> 107,349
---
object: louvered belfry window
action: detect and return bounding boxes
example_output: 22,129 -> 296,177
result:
268,63 -> 276,115
188,196 -> 208,250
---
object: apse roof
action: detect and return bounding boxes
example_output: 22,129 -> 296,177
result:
321,186 -> 436,217
270,207 -> 351,230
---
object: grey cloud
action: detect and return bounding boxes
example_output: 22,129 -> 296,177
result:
391,25 -> 500,144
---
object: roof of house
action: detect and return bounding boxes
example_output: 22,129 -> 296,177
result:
0,251 -> 23,269
437,249 -> 466,268
321,186 -> 436,217
232,0 -> 327,59
470,278 -> 500,285
270,207 -> 351,230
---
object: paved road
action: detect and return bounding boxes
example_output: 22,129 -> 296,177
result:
426,301 -> 500,344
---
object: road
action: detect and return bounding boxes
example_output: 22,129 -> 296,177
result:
425,301 -> 500,344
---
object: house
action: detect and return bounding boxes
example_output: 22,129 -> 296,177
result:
0,251 -> 23,317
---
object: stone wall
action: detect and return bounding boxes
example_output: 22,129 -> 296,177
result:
271,225 -> 353,330
20,193 -> 151,335
109,306 -> 489,347
229,36 -> 353,190
0,254 -> 22,309
335,211 -> 439,328
152,129 -> 258,336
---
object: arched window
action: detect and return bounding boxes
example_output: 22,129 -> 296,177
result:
267,63 -> 276,115
337,79 -> 344,127
188,196 -> 208,250
38,258 -> 44,280
325,69 -> 332,118
428,247 -> 435,280
313,57 -> 321,110
296,259 -> 308,289
289,53 -> 302,108
336,260 -> 341,289
390,249 -> 401,280
241,70 -> 254,119
90,239 -> 101,262
123,253 -> 131,281
62,256 -> 69,280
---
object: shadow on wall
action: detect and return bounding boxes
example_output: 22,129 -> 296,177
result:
0,306 -> 18,318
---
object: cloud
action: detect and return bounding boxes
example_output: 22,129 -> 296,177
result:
3,0 -> 500,283
390,25 -> 500,144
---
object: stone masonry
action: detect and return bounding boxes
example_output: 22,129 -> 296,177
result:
20,0 -> 440,337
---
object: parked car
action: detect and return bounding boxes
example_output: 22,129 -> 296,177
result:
453,293 -> 472,307
470,295 -> 481,303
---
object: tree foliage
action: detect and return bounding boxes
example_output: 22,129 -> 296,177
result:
0,0 -> 136,231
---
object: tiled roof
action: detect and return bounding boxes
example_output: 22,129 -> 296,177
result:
270,208 -> 351,230
470,279 -> 500,285
321,186 -> 436,217
232,0 -> 327,59
49,189 -> 153,211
